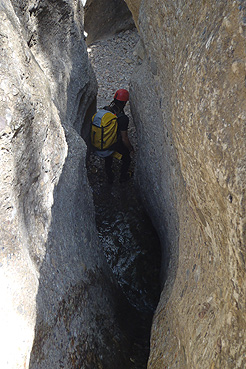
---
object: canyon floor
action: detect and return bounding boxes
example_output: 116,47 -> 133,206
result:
86,29 -> 162,368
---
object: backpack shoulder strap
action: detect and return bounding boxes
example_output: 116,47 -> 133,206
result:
92,109 -> 112,127
116,111 -> 125,118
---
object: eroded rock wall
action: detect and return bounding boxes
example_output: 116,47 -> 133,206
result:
124,0 -> 141,29
127,0 -> 246,368
0,1 -> 128,368
84,0 -> 135,45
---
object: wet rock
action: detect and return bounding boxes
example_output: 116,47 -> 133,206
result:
87,28 -> 161,368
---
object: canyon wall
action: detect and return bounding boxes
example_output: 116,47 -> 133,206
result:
126,0 -> 246,368
84,0 -> 135,45
1,0 -> 245,368
0,1 -> 129,368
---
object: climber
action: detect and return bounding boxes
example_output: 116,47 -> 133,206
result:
92,88 -> 134,184
104,88 -> 134,183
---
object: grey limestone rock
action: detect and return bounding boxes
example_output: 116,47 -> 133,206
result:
0,1 -> 128,368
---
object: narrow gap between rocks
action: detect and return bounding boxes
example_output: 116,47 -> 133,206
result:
86,30 -> 162,368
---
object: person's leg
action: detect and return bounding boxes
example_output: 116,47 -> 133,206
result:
113,141 -> 131,182
104,155 -> 114,183
120,152 -> 131,182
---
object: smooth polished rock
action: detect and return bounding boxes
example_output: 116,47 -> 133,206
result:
0,1 -> 129,368
127,0 -> 246,368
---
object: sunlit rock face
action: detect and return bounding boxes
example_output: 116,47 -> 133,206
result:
127,1 -> 246,368
0,1 -> 128,368
124,0 -> 141,29
84,0 -> 135,45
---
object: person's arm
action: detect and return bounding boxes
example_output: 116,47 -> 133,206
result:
120,130 -> 134,153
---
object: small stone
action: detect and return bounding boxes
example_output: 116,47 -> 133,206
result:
0,116 -> 7,132
12,88 -> 19,96
125,58 -> 133,64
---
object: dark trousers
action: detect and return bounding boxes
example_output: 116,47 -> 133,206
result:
105,141 -> 131,178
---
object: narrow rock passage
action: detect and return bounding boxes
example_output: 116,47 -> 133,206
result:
87,30 -> 161,368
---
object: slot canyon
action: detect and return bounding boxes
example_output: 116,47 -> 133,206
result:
0,1 -> 245,369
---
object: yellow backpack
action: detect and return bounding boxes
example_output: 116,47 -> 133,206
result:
91,109 -> 118,150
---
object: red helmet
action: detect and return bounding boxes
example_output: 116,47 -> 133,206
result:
114,89 -> 129,102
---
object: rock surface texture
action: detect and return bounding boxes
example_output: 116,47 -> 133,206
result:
84,0 -> 135,45
125,0 -> 246,368
0,1 -> 130,368
124,0 -> 141,30
1,0 -> 246,368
